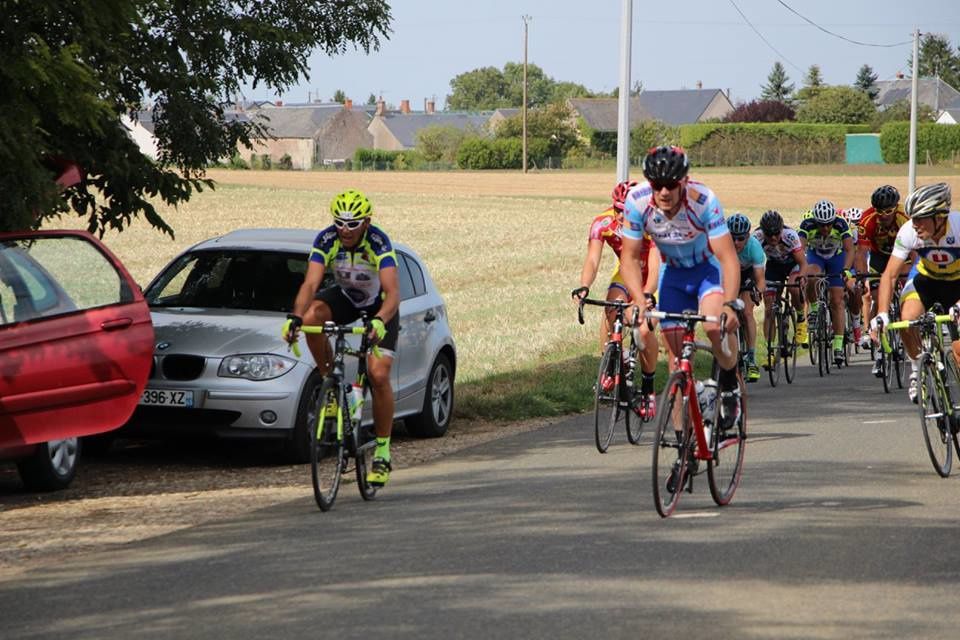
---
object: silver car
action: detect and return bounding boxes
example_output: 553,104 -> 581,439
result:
122,228 -> 456,462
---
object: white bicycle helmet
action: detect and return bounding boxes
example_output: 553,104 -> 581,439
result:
844,207 -> 863,224
905,182 -> 952,219
811,199 -> 836,224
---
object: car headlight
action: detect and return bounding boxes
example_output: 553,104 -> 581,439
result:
218,354 -> 297,380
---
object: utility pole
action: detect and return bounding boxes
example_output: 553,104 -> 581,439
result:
615,0 -> 633,181
909,28 -> 920,193
522,15 -> 532,173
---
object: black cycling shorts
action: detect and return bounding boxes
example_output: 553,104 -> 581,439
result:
911,274 -> 960,319
315,286 -> 399,352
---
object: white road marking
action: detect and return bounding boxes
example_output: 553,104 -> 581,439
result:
863,419 -> 898,424
671,511 -> 720,519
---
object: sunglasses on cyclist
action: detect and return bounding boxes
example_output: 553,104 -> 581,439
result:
650,179 -> 681,192
333,218 -> 365,230
877,207 -> 897,215
731,234 -> 748,242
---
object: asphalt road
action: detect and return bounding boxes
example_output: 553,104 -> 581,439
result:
3,350 -> 960,639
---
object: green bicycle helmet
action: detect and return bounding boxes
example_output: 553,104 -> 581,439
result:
330,189 -> 373,220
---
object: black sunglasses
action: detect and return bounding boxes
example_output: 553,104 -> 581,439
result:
650,180 -> 680,191
731,234 -> 748,242
334,218 -> 365,230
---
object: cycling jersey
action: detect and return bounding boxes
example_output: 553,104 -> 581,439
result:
622,180 -> 727,268
798,217 -> 853,259
737,235 -> 766,270
858,207 -> 909,257
754,227 -> 802,265
891,210 -> 960,281
310,224 -> 398,308
588,208 -> 653,292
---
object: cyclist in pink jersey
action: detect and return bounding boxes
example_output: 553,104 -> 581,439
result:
574,179 -> 660,418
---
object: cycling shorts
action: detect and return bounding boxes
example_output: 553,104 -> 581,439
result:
764,261 -> 800,293
658,261 -> 723,330
315,286 -> 399,353
807,251 -> 845,288
607,261 -> 646,299
902,272 -> 960,315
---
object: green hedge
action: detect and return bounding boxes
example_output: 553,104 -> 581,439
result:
455,137 -> 551,169
352,148 -> 427,170
879,122 -> 960,164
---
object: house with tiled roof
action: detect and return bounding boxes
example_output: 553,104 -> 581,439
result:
241,101 -> 373,169
938,108 -> 960,125
875,77 -> 960,113
367,99 -> 490,150
568,88 -> 734,132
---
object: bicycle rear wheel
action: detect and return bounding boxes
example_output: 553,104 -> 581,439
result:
353,420 -> 379,501
311,379 -> 346,511
594,343 -> 622,453
880,345 -> 892,393
652,371 -> 689,518
783,309 -> 798,384
708,373 -> 747,506
918,358 -> 952,477
767,311 -> 781,387
939,352 -> 960,459
893,334 -> 905,389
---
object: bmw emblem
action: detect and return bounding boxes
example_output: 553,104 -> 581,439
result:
156,341 -> 171,351
948,236 -> 956,245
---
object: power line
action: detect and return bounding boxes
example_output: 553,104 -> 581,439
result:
727,0 -> 804,73
776,0 -> 913,48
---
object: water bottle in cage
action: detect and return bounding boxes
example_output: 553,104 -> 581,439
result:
346,383 -> 364,422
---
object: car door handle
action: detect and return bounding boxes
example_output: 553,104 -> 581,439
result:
424,310 -> 437,323
101,317 -> 133,331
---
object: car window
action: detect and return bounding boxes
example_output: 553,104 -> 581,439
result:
402,252 -> 427,297
0,236 -> 127,326
395,252 -> 417,301
146,250 -> 307,312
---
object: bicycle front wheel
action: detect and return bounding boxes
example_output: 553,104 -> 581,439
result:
939,353 -> 960,459
918,359 -> 952,477
594,343 -> 621,453
652,372 -> 689,518
353,419 -> 379,501
783,309 -> 798,384
767,311 -> 781,387
708,373 -> 747,506
311,379 -> 346,511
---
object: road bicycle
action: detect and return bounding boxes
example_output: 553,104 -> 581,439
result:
647,309 -> 747,518
575,289 -> 650,453
882,305 -> 960,477
869,276 -> 906,394
807,274 -> 835,376
291,320 -> 379,510
763,280 -> 803,387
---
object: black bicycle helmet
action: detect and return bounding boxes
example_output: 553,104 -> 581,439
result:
727,213 -> 751,237
904,182 -> 952,219
642,145 -> 690,183
759,210 -> 784,236
871,185 -> 900,211
811,199 -> 837,224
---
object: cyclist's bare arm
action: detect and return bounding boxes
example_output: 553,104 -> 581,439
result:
619,234 -> 647,309
292,260 -> 326,319
643,246 -> 661,297
576,238 -> 605,301
376,264 -> 400,325
876,254 -> 907,316
842,236 -> 856,271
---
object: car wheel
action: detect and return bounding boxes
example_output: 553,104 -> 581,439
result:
405,353 -> 454,438
285,371 -> 322,463
17,437 -> 82,492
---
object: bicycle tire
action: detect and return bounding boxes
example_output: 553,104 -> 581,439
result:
767,309 -> 781,387
652,371 -> 689,518
939,352 -> 960,459
784,308 -> 798,384
918,357 -> 952,477
623,340 -> 646,444
708,372 -> 747,506
311,378 -> 346,511
821,307 -> 832,375
881,344 -> 892,393
894,334 -> 906,389
353,418 -> 379,501
594,343 -> 621,453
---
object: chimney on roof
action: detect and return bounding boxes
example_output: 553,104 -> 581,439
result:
275,100 -> 283,107
426,100 -> 435,114
400,99 -> 411,114
896,71 -> 905,79
376,98 -> 385,116
344,98 -> 353,110
696,80 -> 702,90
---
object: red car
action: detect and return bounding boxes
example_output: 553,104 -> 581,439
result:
0,230 -> 153,490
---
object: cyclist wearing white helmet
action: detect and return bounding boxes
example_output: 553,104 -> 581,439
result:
839,207 -> 866,348
872,182 -> 960,404
799,199 -> 856,366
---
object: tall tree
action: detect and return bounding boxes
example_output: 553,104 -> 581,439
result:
366,93 -> 378,106
910,33 -> 960,90
795,86 -> 876,124
1,1 -> 393,235
446,66 -> 509,110
855,64 -> 879,100
332,89 -> 347,104
760,62 -> 795,104
795,64 -> 825,103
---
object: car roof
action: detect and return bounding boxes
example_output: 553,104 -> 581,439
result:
188,228 -> 415,256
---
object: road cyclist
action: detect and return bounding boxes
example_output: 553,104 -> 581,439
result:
872,182 -> 960,406
840,206 -> 866,350
755,210 -> 808,358
619,145 -> 746,449
573,179 -> 661,419
727,212 -> 766,382
282,189 -> 400,489
799,199 -> 856,367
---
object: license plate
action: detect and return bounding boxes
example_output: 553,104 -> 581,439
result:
139,388 -> 194,407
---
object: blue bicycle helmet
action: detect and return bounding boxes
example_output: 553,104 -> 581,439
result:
727,213 -> 751,237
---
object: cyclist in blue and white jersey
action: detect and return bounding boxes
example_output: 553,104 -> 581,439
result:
799,199 -> 855,366
619,145 -> 744,432
728,213 -> 766,382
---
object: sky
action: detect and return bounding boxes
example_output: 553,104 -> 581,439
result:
247,1 -> 960,109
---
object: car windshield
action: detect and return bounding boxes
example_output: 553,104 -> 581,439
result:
145,249 -> 308,312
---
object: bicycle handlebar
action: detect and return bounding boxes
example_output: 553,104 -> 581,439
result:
287,321 -> 381,359
643,309 -> 732,358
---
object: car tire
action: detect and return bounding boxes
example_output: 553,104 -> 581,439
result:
405,353 -> 454,438
285,371 -> 322,463
17,437 -> 82,492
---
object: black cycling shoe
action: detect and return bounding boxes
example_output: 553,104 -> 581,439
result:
719,389 -> 741,432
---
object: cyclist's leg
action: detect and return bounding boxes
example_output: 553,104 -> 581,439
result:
305,290 -> 344,375
804,255 -> 825,321
824,255 -> 847,357
738,276 -> 759,381
366,313 -> 399,486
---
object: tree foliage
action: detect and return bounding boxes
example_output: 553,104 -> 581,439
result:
415,125 -> 475,163
760,62 -> 795,104
855,64 -> 879,101
723,100 -> 795,123
794,64 -> 825,103
332,89 -> 347,104
1,1 -> 392,236
870,98 -> 936,130
493,102 -> 581,158
446,63 -> 591,111
910,33 -> 960,91
795,86 -> 876,124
